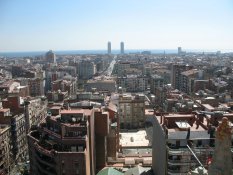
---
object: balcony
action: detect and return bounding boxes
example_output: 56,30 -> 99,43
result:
168,146 -> 213,156
168,158 -> 197,166
41,127 -> 61,139
167,170 -> 187,175
41,127 -> 86,145
34,143 -> 54,157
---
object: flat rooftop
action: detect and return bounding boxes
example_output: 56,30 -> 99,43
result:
120,130 -> 150,147
60,109 -> 92,116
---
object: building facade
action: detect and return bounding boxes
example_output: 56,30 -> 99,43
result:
171,64 -> 193,90
0,110 -> 27,164
28,108 -> 110,175
0,124 -> 12,174
28,109 -> 93,175
151,113 -> 217,175
118,94 -> 145,129
28,78 -> 44,97
78,61 -> 96,80
150,74 -> 164,94
117,75 -> 148,92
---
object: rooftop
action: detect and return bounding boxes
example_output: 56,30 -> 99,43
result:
120,130 -> 150,147
60,109 -> 92,116
0,108 -> 10,113
181,69 -> 199,76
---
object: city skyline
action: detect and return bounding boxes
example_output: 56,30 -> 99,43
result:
0,0 -> 233,52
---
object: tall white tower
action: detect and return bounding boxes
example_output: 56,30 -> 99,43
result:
107,42 -> 111,54
120,42 -> 124,54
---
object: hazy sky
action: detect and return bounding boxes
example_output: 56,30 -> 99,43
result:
0,0 -> 233,52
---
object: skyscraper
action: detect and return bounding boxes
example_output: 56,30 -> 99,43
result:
107,41 -> 111,54
120,42 -> 124,54
45,50 -> 56,63
178,47 -> 182,55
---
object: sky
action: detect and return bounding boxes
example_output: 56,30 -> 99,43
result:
0,0 -> 233,52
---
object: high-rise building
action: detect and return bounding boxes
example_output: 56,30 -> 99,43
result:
107,42 -> 111,54
178,47 -> 182,55
120,42 -> 124,54
45,50 -> 56,63
171,64 -> 193,90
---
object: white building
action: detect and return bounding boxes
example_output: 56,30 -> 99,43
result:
120,42 -> 124,54
117,75 -> 148,92
108,41 -> 111,54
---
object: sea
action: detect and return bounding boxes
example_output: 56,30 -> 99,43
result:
0,49 -> 177,58
0,49 -> 228,58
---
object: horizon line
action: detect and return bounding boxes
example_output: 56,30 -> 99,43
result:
0,48 -> 232,53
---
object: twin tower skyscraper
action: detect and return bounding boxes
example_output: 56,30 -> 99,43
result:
107,41 -> 124,54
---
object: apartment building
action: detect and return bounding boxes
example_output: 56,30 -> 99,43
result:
28,78 -> 44,97
118,93 -> 145,129
0,124 -> 12,174
171,64 -> 193,90
45,70 -> 72,92
24,96 -> 47,133
78,60 -> 96,80
85,79 -> 116,93
0,109 -> 27,164
150,74 -> 164,94
112,62 -> 130,76
180,69 -> 199,94
52,78 -> 77,96
151,113 -> 218,175
28,108 -> 110,175
117,75 -> 148,92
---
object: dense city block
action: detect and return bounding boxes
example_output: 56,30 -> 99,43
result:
0,48 -> 233,174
